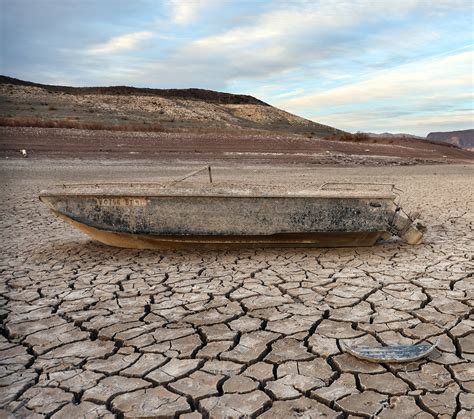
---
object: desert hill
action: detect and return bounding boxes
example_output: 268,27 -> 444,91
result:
0,76 -> 339,137
427,129 -> 474,151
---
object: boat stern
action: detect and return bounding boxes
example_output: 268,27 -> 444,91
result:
391,211 -> 425,245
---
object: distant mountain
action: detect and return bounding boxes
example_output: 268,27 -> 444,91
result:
364,132 -> 425,139
427,129 -> 474,151
0,75 -> 340,137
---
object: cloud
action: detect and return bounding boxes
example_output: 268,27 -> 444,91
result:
316,109 -> 474,135
276,50 -> 474,135
279,50 -> 473,109
167,0 -> 471,85
167,0 -> 221,25
273,88 -> 306,99
86,31 -> 153,55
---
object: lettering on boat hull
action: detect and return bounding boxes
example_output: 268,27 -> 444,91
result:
93,197 -> 147,207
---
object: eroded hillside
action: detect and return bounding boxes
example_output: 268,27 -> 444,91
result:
0,76 -> 338,137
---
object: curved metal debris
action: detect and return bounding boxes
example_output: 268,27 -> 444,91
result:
341,340 -> 438,363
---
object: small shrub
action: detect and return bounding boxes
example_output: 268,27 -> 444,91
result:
327,132 -> 371,143
0,117 -> 166,132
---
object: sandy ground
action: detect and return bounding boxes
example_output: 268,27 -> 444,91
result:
0,158 -> 473,418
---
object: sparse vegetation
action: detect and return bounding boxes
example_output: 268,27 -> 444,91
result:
327,132 -> 372,143
0,117 -> 165,132
326,131 -> 462,149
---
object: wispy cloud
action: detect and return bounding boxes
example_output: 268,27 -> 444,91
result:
86,31 -> 153,55
171,1 -> 471,84
280,51 -> 473,109
277,50 -> 473,134
318,109 -> 474,134
167,0 -> 221,25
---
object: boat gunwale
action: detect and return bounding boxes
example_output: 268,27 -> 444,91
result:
39,189 -> 397,200
39,181 -> 398,199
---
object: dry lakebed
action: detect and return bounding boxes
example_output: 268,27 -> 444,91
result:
0,159 -> 472,418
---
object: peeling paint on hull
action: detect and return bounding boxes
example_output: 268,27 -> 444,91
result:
52,210 -> 388,249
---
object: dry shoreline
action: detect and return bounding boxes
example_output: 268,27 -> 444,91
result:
1,127 -> 472,165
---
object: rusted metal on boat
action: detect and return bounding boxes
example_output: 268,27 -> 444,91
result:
341,340 -> 438,363
39,181 -> 424,249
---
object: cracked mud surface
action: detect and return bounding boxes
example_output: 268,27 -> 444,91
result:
0,160 -> 473,418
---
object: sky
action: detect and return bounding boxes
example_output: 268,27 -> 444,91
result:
1,0 -> 473,135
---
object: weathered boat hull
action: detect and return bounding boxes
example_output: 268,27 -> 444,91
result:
39,184 -> 423,249
51,209 -> 389,249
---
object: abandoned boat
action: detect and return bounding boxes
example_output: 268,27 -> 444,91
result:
39,180 -> 424,249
